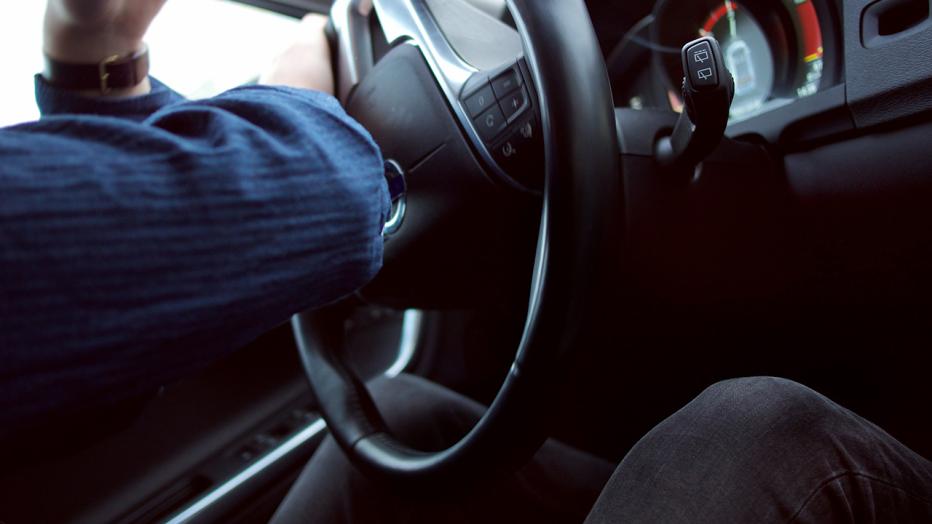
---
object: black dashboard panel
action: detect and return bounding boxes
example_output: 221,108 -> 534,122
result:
844,0 -> 932,127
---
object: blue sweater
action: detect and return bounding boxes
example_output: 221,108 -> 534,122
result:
0,78 -> 389,432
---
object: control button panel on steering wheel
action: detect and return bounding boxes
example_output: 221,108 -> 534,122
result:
459,60 -> 543,189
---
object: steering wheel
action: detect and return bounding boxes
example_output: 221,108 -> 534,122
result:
293,0 -> 620,486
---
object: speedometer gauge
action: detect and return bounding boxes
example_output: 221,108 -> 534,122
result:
652,0 -> 827,123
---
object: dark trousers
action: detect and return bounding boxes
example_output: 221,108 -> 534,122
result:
271,375 -> 932,523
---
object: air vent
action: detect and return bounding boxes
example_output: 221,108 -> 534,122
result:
862,0 -> 932,47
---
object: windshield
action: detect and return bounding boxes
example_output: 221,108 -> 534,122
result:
0,0 -> 299,127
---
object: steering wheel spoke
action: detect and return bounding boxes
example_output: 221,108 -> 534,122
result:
333,0 -> 543,190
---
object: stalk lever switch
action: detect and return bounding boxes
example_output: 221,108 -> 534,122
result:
656,36 -> 735,168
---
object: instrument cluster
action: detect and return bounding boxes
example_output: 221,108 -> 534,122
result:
612,0 -> 838,124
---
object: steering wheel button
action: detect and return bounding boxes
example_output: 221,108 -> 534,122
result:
491,68 -> 523,99
500,88 -> 529,121
474,105 -> 508,143
463,83 -> 495,118
492,117 -> 544,189
493,116 -> 543,187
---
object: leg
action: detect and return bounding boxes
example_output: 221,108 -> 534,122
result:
272,373 -> 614,524
585,377 -> 932,523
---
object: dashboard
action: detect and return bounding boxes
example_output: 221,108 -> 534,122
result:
605,0 -> 840,125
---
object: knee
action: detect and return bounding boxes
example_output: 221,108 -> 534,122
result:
365,374 -> 484,450
686,377 -> 838,441
366,374 -> 444,429
698,376 -> 825,412
367,374 -> 480,424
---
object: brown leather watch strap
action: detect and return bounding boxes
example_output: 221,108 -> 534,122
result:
43,46 -> 150,94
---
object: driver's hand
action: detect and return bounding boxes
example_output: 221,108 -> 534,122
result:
43,0 -> 168,96
260,14 -> 335,96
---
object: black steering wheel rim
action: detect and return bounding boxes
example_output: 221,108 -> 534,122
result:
293,0 -> 621,487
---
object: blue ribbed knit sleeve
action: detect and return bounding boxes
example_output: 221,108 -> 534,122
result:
0,81 -> 389,432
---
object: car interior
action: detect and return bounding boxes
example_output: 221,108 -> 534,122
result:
2,0 -> 932,521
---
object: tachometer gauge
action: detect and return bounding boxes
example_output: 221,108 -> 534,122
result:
791,0 -> 825,99
652,0 -> 827,123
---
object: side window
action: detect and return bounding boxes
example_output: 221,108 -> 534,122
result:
0,0 -> 299,127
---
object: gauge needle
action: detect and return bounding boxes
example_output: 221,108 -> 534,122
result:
725,0 -> 737,38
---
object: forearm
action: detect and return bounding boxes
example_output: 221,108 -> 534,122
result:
0,86 -> 389,431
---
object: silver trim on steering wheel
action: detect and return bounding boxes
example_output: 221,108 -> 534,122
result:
330,0 -> 529,187
331,0 -> 374,102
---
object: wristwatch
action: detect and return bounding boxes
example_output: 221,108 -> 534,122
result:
43,46 -> 150,94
